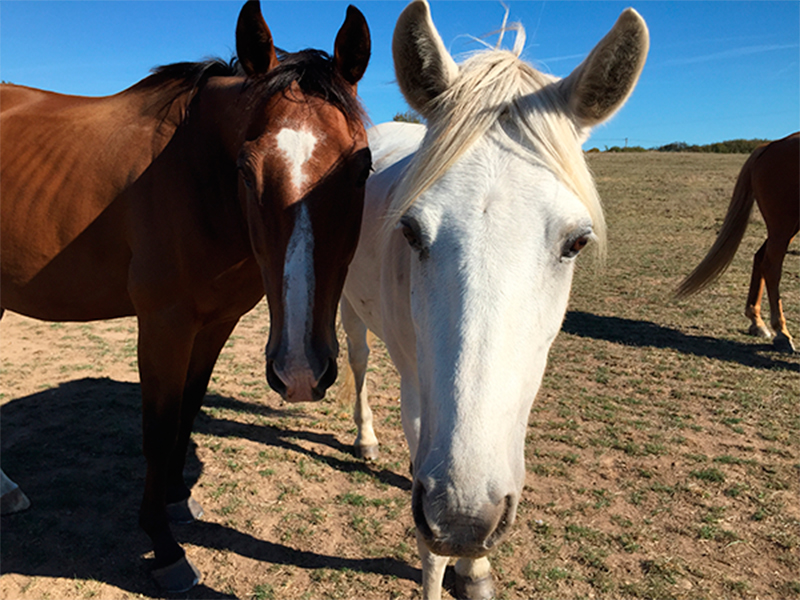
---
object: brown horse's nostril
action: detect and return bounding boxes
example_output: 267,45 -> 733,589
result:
265,359 -> 287,398
316,356 -> 338,396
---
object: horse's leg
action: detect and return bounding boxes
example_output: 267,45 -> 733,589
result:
0,310 -> 29,515
454,557 -> 495,600
745,241 -> 772,338
136,312 -> 202,592
1,469 -> 30,514
165,319 -> 240,523
340,297 -> 378,460
762,236 -> 796,352
417,530 -> 449,600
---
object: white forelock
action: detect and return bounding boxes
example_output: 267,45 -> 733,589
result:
387,43 -> 606,257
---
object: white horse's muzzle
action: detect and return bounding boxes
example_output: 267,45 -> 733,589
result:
412,478 -> 518,558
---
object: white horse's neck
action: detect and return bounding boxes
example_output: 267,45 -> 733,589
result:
344,122 -> 426,339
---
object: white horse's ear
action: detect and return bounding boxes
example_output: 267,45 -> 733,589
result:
392,0 -> 459,117
560,8 -> 649,129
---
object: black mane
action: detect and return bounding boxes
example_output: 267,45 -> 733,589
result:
145,58 -> 238,98
246,48 -> 367,125
146,48 -> 366,126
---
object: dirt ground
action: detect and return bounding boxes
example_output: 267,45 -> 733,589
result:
1,152 -> 799,600
0,297 -> 428,600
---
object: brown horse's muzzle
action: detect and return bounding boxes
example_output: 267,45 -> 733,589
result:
265,352 -> 337,402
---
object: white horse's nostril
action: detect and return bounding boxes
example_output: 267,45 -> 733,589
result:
483,494 -> 516,550
412,481 -> 436,540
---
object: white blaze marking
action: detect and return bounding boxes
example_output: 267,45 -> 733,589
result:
277,127 -> 318,190
283,202 -> 315,371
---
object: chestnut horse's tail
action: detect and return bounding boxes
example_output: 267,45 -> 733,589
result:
676,145 -> 768,297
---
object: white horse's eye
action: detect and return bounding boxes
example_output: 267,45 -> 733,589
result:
562,233 -> 591,259
400,216 -> 429,260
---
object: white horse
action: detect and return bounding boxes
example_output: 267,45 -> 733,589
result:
340,1 -> 649,598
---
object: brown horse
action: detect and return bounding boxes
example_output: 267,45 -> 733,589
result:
0,0 -> 370,591
677,132 -> 799,353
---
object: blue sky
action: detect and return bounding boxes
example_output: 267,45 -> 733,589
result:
1,1 -> 798,148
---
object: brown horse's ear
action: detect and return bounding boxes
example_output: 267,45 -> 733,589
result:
236,0 -> 280,77
334,5 -> 371,88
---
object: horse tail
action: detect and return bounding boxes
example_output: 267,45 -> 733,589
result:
675,145 -> 767,298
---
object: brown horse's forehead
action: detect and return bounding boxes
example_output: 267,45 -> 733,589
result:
248,90 -> 364,147
243,95 -> 364,166
241,93 -> 366,202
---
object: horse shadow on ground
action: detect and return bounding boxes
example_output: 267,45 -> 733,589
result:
562,311 -> 798,370
0,377 -> 417,598
195,395 -> 412,492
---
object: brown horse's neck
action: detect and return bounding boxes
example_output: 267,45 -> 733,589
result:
153,77 -> 253,247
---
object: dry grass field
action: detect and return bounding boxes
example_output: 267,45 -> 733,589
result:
1,152 -> 798,600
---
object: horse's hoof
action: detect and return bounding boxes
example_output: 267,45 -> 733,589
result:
0,486 -> 31,515
454,572 -> 496,600
166,496 -> 204,524
152,555 -> 201,592
748,323 -> 773,339
773,334 -> 796,353
355,444 -> 379,461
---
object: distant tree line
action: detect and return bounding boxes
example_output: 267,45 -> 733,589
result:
393,111 -> 422,124
391,112 -> 772,155
653,139 -> 771,153
587,138 -> 771,154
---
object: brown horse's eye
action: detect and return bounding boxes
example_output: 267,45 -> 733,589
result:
239,170 -> 253,190
236,161 -> 254,190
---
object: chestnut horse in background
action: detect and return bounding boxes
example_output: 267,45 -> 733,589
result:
677,132 -> 799,353
0,0 -> 370,591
